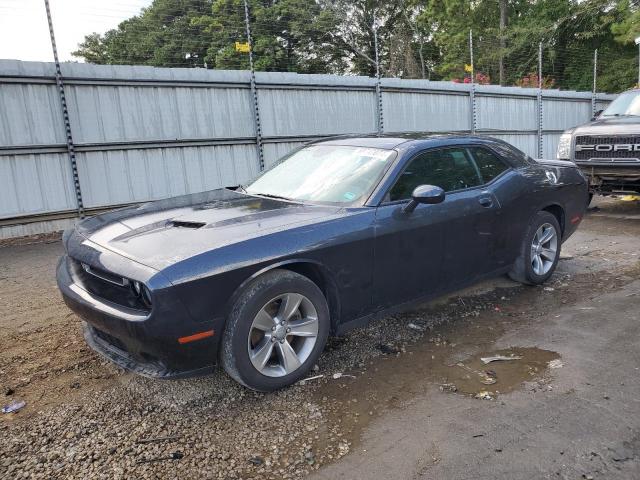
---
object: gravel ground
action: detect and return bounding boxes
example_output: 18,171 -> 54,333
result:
1,197 -> 639,479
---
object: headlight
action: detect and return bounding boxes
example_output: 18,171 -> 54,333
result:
131,281 -> 152,308
556,133 -> 572,160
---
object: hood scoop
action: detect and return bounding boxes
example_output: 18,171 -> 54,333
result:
170,220 -> 206,229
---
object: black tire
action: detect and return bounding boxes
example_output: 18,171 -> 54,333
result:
221,269 -> 330,392
508,211 -> 562,285
587,192 -> 594,207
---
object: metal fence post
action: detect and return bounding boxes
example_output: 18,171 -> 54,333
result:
592,49 -> 598,117
243,0 -> 265,171
44,0 -> 84,218
469,29 -> 477,135
537,42 -> 543,159
373,22 -> 384,134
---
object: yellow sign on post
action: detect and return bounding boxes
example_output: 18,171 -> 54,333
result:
464,64 -> 473,73
235,41 -> 250,53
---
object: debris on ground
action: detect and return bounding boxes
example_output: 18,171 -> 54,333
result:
544,287 -> 555,292
136,452 -> 184,464
408,323 -> 425,331
2,400 -> 26,414
548,359 -> 564,369
456,362 -> 497,385
299,374 -> 324,385
440,383 -> 458,393
377,344 -> 400,355
475,391 -> 494,400
332,373 -> 356,380
304,450 -> 316,465
4,387 -> 15,396
480,354 -> 523,364
248,456 -> 264,466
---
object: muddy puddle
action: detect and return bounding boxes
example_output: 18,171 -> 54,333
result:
307,296 -> 563,463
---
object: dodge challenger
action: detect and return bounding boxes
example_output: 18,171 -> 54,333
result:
56,134 -> 587,391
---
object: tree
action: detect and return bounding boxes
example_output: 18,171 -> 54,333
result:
72,0 -> 640,92
73,0 -> 214,67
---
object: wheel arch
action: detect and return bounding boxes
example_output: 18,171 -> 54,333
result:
541,203 -> 565,237
226,259 -> 342,335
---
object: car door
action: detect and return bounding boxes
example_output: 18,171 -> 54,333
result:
465,145 -> 515,272
372,147 -> 502,308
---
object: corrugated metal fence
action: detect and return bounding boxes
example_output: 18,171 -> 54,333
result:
0,60 -> 615,238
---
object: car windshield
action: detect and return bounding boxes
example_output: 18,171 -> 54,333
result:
245,144 -> 396,204
601,91 -> 640,117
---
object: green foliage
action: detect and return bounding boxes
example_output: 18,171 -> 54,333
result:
72,0 -> 640,92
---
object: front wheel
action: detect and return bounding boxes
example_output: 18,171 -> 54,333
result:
221,269 -> 329,391
509,211 -> 561,285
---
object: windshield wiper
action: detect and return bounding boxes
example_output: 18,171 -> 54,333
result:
251,192 -> 294,201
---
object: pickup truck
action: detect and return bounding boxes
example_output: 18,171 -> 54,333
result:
557,89 -> 640,202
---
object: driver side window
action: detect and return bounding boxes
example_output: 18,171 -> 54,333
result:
389,148 -> 481,201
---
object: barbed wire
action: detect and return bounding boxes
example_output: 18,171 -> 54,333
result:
0,0 -> 634,92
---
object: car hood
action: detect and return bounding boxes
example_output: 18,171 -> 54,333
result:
75,188 -> 342,271
571,116 -> 640,136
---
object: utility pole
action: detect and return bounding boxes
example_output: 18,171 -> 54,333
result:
499,0 -> 507,86
243,0 -> 264,171
43,0 -> 84,218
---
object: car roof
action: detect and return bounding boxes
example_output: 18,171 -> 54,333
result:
313,133 -> 491,150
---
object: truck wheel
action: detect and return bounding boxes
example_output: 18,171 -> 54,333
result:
587,193 -> 593,207
221,269 -> 329,391
509,211 -> 561,285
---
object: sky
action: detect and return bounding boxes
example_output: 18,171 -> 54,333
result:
0,0 -> 152,62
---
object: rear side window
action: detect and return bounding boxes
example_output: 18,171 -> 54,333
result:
389,148 -> 481,201
469,147 -> 509,183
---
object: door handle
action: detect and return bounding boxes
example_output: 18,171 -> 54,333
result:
478,196 -> 494,208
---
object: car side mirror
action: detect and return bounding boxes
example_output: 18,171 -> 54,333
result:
402,185 -> 445,214
591,109 -> 603,121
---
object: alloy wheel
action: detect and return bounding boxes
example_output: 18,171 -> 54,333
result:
530,222 -> 558,276
247,293 -> 319,377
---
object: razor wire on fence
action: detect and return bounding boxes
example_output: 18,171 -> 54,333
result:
7,0 -> 636,92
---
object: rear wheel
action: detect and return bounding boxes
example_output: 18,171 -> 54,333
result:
221,269 -> 329,391
509,211 -> 561,285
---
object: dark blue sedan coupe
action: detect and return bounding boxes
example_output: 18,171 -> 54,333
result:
56,134 -> 587,391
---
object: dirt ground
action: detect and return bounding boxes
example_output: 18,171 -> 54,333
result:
1,197 -> 639,479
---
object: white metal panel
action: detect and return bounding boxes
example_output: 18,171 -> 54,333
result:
75,145 -> 259,208
259,88 -> 377,137
476,95 -> 537,130
0,83 -> 65,146
382,91 -> 471,132
0,153 -> 76,218
543,99 -> 592,131
66,84 -> 255,144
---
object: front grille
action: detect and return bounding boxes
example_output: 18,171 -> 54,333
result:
574,135 -> 640,163
93,327 -> 128,352
69,258 -> 150,312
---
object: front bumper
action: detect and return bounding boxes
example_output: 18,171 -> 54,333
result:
576,163 -> 640,194
56,251 -> 218,379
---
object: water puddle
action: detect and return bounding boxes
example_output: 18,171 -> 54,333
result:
442,347 -> 559,399
309,308 -> 562,462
